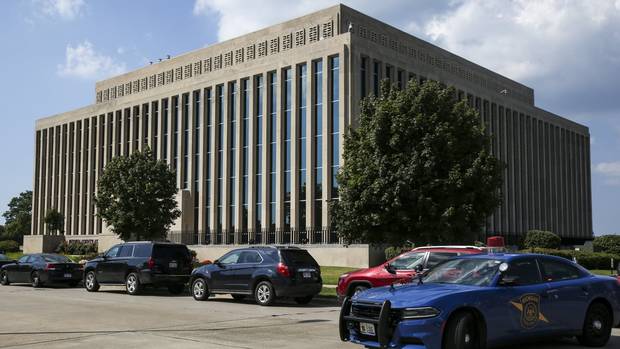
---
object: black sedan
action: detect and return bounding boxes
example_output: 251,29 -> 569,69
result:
0,254 -> 83,287
0,254 -> 16,268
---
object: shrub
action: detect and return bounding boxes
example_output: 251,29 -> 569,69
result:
593,235 -> 620,255
385,246 -> 411,261
0,240 -> 20,253
55,240 -> 98,255
525,248 -> 619,270
523,230 -> 561,249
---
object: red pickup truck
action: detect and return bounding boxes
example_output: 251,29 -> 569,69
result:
336,246 -> 484,300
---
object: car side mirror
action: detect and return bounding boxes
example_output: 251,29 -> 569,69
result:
385,263 -> 396,275
415,265 -> 424,273
214,259 -> 223,267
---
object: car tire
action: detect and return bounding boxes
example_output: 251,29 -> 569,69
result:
0,271 -> 10,285
191,278 -> 209,301
351,285 -> 369,297
577,302 -> 612,347
254,281 -> 275,306
167,283 -> 186,295
294,296 -> 314,305
442,311 -> 481,349
125,272 -> 142,295
231,294 -> 246,301
84,271 -> 100,292
31,271 -> 43,288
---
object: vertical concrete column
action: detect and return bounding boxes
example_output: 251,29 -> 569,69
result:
247,79 -> 256,242
84,118 -> 93,236
235,79 -> 243,244
585,135 -> 593,235
290,65 -> 299,243
222,84 -> 230,243
208,90 -> 217,245
138,104 -> 145,153
156,99 -> 163,159
260,75 -> 269,244
63,124 -> 72,235
94,115 -> 102,235
166,97 -> 174,168
307,61 -> 317,242
195,90 -> 204,244
71,122 -> 79,236
338,46 -> 348,244
48,126 -> 57,235
32,131 -> 41,235
275,68 -> 284,243
321,55 -> 329,244
149,101 -> 156,152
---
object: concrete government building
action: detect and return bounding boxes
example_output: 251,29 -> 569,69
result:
27,5 -> 592,266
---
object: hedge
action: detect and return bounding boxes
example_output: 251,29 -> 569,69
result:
55,240 -> 98,256
523,230 -> 561,249
0,240 -> 20,253
593,235 -> 620,255
385,246 -> 411,261
524,248 -> 619,270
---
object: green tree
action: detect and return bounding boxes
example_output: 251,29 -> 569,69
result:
333,81 -> 504,245
44,208 -> 64,234
95,148 -> 181,241
2,191 -> 32,243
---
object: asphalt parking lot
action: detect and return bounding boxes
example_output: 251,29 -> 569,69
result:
0,285 -> 618,349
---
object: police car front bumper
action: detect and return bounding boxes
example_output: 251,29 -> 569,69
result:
339,298 -> 444,349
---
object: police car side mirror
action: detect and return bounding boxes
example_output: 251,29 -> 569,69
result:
385,263 -> 396,275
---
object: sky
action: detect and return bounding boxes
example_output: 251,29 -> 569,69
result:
0,0 -> 619,235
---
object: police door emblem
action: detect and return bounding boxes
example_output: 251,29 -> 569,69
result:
510,294 -> 549,329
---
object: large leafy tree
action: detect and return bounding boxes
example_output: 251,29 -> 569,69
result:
333,81 -> 504,245
95,148 -> 181,241
44,208 -> 64,234
2,190 -> 32,243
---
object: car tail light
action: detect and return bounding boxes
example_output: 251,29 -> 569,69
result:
147,258 -> 156,269
45,263 -> 57,271
276,263 -> 290,277
616,276 -> 620,286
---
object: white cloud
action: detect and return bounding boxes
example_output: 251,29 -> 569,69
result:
35,0 -> 85,20
57,41 -> 126,80
595,162 -> 620,185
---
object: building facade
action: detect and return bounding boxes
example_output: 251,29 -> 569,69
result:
31,5 -> 592,250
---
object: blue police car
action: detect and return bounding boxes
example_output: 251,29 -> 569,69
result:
339,253 -> 620,349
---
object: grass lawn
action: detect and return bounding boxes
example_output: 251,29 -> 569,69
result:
590,269 -> 618,276
321,266 -> 359,285
319,286 -> 337,298
4,252 -> 23,260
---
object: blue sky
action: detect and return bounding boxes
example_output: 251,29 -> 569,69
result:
0,0 -> 619,235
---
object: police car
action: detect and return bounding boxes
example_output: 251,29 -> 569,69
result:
339,253 -> 620,349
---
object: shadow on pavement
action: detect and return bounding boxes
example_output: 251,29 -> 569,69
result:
500,333 -> 620,349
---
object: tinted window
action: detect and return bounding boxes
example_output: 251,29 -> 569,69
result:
41,255 -> 72,263
152,244 -> 190,260
390,252 -> 426,270
262,249 -> 280,262
238,251 -> 262,264
426,252 -> 458,268
18,255 -> 31,263
106,245 -> 121,258
280,250 -> 318,266
539,258 -> 582,282
502,258 -> 541,286
133,244 -> 152,258
219,251 -> 241,265
118,245 -> 134,258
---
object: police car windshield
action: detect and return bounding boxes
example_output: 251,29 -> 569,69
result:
423,258 -> 502,286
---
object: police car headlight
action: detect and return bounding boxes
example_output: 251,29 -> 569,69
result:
400,307 -> 440,319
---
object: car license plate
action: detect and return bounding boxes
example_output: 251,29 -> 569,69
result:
359,322 -> 376,336
169,262 -> 178,269
64,273 -> 72,278
303,272 -> 312,278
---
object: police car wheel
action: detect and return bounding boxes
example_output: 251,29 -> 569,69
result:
577,302 -> 612,347
443,312 -> 480,349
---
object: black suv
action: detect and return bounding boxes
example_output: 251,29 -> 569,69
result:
190,246 -> 322,306
83,242 -> 192,295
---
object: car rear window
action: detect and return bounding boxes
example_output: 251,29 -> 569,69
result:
280,250 -> 318,266
132,244 -> 152,258
152,244 -> 189,260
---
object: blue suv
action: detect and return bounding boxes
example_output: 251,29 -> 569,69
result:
190,246 -> 322,306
